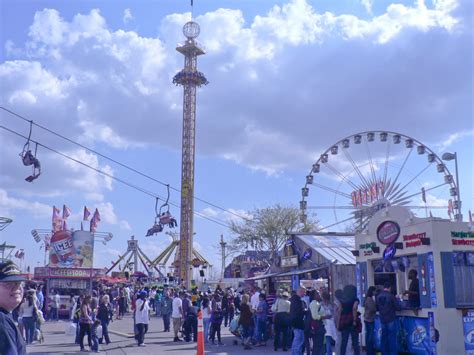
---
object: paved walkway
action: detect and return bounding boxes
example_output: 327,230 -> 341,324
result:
27,314 -> 276,354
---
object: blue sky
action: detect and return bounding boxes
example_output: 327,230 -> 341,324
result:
0,0 -> 472,275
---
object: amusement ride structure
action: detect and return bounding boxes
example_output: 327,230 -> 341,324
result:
172,15 -> 208,288
300,131 -> 462,233
106,235 -> 162,276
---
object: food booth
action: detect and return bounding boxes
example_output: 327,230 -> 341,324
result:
354,205 -> 474,354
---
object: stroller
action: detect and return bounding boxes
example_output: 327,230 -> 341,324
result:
229,315 -> 252,349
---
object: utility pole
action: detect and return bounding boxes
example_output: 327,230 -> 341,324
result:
220,234 -> 226,280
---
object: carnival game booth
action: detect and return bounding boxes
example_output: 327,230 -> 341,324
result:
354,205 -> 474,355
246,234 -> 356,294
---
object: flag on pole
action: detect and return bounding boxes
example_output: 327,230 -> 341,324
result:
62,219 -> 68,231
52,206 -> 62,232
83,206 -> 91,221
90,208 -> 101,233
93,208 -> 101,222
421,187 -> 426,203
62,205 -> 71,219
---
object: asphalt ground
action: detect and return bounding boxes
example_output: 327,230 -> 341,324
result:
27,314 -> 278,354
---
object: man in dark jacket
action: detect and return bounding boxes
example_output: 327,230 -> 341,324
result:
290,286 -> 307,355
376,282 -> 402,355
0,260 -> 27,355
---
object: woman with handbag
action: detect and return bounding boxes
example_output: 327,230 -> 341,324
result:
97,294 -> 113,345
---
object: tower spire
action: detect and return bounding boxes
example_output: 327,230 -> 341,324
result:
173,20 -> 208,289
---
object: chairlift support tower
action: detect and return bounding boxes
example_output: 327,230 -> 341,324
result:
173,20 -> 208,288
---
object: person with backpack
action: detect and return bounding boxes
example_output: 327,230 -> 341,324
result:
209,293 -> 224,345
134,291 -> 150,347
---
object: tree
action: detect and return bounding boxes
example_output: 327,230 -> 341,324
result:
228,204 -> 318,266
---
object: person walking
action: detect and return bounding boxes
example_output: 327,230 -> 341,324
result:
160,290 -> 173,332
79,295 -> 93,352
290,287 -> 307,355
363,287 -> 377,355
0,260 -> 28,355
91,319 -> 101,352
134,291 -> 150,347
96,295 -> 113,345
171,291 -> 184,342
238,294 -> 254,350
376,282 -> 402,355
201,296 -> 211,343
209,294 -> 224,345
272,291 -> 291,351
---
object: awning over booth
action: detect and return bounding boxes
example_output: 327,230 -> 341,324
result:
298,234 -> 355,265
245,272 -> 282,281
274,266 -> 327,278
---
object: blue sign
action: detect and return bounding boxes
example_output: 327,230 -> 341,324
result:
373,316 -> 430,354
463,310 -> 474,354
291,274 -> 300,291
427,252 -> 437,308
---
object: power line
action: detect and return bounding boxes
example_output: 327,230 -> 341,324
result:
0,124 -> 232,229
0,106 -> 250,222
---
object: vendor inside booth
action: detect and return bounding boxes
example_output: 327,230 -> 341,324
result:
355,205 -> 474,355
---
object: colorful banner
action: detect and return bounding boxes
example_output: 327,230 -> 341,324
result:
49,230 -> 95,268
464,310 -> 474,355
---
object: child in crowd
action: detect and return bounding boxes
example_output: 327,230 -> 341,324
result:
91,319 -> 102,353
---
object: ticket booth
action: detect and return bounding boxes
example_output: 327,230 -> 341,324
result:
354,205 -> 474,354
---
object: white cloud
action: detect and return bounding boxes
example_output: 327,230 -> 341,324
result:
0,0 -> 471,176
0,189 -> 51,219
361,0 -> 373,15
123,8 -> 134,24
433,129 -> 474,152
94,202 -> 131,231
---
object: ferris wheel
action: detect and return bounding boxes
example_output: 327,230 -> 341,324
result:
300,131 -> 461,233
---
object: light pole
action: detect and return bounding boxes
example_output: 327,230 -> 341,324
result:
442,152 -> 462,221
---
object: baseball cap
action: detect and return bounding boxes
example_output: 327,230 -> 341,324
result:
0,260 -> 28,282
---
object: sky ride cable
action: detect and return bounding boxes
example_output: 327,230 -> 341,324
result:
0,124 -> 232,230
0,106 -> 250,222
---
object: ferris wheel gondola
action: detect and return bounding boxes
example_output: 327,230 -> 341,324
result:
300,131 -> 461,233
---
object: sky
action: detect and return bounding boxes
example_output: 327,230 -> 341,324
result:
0,0 -> 472,276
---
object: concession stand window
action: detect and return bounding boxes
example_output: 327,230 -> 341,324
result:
443,251 -> 474,307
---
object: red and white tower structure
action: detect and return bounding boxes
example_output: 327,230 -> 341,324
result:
172,20 -> 208,288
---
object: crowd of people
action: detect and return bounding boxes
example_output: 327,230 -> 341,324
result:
0,257 -> 419,355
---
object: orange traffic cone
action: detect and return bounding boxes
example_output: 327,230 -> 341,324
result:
197,310 -> 205,355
